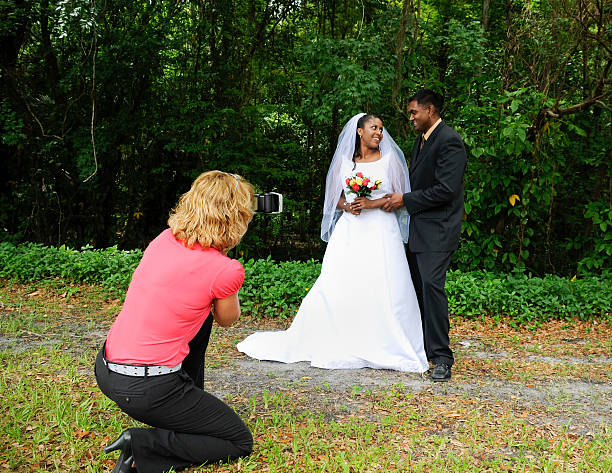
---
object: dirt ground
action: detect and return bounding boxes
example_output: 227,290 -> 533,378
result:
203,319 -> 611,436
2,291 -> 610,439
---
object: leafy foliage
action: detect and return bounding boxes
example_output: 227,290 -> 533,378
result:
446,270 -> 611,325
0,242 -> 609,322
0,242 -> 142,294
0,0 -> 610,274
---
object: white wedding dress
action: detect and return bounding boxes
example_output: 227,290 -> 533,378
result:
237,154 -> 428,372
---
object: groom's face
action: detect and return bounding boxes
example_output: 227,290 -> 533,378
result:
408,100 -> 433,134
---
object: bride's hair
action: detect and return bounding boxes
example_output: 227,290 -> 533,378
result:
352,114 -> 380,161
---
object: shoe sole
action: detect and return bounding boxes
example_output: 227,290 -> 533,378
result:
431,377 -> 450,382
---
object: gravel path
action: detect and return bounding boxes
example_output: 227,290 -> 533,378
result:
2,316 -> 610,437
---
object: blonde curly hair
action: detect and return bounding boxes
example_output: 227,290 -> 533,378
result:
168,171 -> 254,252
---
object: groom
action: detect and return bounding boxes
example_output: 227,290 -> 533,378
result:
383,89 -> 467,382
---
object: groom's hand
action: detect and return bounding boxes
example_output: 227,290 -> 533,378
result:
382,193 -> 404,212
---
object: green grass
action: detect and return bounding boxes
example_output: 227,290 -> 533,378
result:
1,279 -> 610,472
1,352 -> 609,472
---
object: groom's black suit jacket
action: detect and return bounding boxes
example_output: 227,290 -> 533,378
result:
402,120 -> 467,253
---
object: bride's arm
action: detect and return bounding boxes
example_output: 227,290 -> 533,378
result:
336,196 -> 349,210
352,196 -> 387,210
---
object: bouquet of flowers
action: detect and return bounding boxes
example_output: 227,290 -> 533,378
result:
345,172 -> 382,198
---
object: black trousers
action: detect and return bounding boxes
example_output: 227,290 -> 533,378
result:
406,248 -> 454,366
95,315 -> 252,473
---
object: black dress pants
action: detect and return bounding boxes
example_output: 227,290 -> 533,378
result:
406,248 -> 454,366
95,315 -> 252,473
182,314 -> 213,389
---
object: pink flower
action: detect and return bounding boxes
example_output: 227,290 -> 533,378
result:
357,172 -> 363,178
345,178 -> 350,184
363,178 -> 369,185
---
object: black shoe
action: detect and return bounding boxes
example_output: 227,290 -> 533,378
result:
105,430 -> 134,473
111,453 -> 134,473
431,363 -> 451,382
105,429 -> 132,455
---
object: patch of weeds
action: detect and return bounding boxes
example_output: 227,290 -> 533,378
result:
0,347 -> 138,472
525,344 -> 543,354
518,369 -> 535,383
314,381 -> 332,393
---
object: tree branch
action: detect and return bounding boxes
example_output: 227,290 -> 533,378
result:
544,94 -> 606,117
83,15 -> 98,184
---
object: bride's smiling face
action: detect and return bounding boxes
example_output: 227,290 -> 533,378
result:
358,118 -> 384,149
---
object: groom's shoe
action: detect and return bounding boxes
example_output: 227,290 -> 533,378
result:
431,363 -> 451,382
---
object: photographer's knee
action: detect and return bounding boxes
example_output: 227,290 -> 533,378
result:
237,429 -> 253,456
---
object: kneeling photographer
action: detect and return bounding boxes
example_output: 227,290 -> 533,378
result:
95,170 -> 262,473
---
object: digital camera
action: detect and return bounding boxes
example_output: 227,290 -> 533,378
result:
254,192 -> 283,214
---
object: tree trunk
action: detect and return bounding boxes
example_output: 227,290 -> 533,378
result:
482,0 -> 491,31
435,0 -> 452,84
392,0 -> 415,136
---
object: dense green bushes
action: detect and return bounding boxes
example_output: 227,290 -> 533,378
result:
0,242 -> 143,290
1,242 -> 609,323
447,270 -> 610,324
1,1 -> 610,274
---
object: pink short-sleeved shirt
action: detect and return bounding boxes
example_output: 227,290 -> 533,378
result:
105,228 -> 244,367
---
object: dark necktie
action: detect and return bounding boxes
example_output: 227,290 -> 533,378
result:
419,135 -> 425,151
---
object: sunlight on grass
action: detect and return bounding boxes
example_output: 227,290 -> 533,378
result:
0,346 -> 610,473
1,280 -> 610,472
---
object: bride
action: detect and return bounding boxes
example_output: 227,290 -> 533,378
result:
237,113 -> 428,372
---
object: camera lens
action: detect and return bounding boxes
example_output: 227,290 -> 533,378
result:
254,193 -> 282,213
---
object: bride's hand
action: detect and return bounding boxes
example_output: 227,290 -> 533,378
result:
347,204 -> 361,215
352,197 -> 371,211
342,201 -> 361,215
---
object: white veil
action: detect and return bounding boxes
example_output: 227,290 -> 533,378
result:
320,113 -> 411,242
